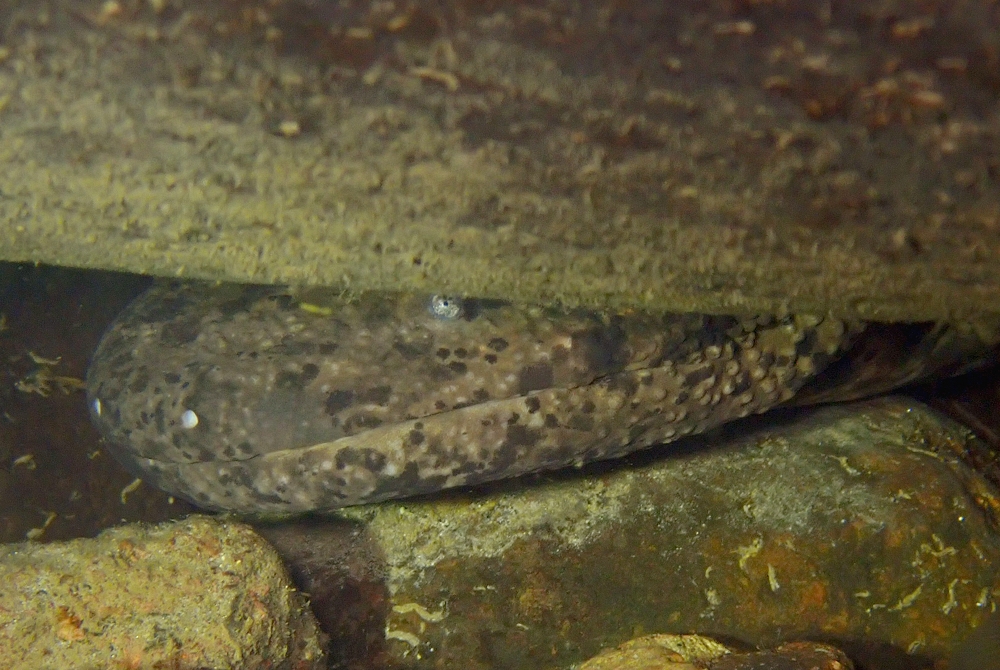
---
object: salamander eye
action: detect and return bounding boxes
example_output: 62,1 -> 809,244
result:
428,295 -> 464,320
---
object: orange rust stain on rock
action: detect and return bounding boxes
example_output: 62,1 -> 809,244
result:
54,606 -> 86,642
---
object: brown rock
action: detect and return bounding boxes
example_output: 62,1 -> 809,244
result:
709,642 -> 853,670
579,635 -> 853,670
0,516 -> 326,670
578,633 -> 730,670
298,397 -> 1000,669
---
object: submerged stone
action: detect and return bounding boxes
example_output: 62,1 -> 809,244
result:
272,397 -> 1000,669
0,516 -> 325,670
577,635 -> 853,670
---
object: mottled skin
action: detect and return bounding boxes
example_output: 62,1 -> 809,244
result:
87,282 -> 860,513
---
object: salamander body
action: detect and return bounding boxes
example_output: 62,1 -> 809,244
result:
86,283 -> 857,513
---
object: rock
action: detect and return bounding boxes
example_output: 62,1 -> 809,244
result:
0,1 -> 999,321
578,635 -> 853,670
273,397 -> 1000,669
950,610 -> 1000,670
577,633 -> 730,670
253,518 -> 390,669
708,642 -> 852,670
0,516 -> 326,670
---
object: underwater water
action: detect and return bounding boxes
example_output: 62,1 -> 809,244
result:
0,263 -> 194,545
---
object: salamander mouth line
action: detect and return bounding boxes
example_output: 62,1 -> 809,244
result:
129,382 -> 620,466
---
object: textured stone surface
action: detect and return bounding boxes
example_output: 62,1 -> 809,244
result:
0,1 -> 999,321
0,516 -> 326,670
274,397 -> 1000,669
577,633 -> 732,670
578,635 -> 854,670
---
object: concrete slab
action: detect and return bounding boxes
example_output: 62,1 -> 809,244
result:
2,0 -> 999,321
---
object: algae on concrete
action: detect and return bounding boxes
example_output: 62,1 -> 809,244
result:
1,0 -> 999,322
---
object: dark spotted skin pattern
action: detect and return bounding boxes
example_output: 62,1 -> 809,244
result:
86,282 -> 859,514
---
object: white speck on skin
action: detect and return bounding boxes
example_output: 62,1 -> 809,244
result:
181,409 -> 199,428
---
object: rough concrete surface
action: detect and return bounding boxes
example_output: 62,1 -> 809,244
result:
0,516 -> 326,670
0,0 -> 998,321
